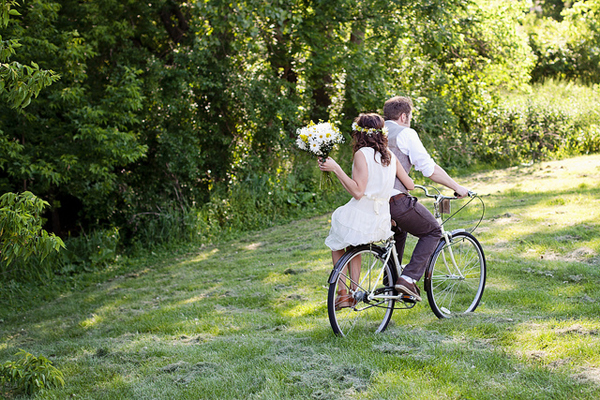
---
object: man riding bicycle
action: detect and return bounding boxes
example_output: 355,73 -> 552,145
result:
384,96 -> 469,301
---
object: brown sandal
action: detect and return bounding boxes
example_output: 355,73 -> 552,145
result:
335,293 -> 357,311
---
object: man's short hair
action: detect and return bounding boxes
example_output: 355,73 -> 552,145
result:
383,96 -> 413,121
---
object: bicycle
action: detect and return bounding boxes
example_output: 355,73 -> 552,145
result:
327,185 -> 486,336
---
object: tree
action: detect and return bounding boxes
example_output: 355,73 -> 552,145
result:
0,0 -> 537,244
0,1 -> 63,282
526,0 -> 600,83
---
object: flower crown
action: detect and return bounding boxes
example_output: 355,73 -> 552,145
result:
351,122 -> 388,137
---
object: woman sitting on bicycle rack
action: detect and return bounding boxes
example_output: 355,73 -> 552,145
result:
319,113 -> 414,310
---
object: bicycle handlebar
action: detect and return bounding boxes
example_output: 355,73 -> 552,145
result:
414,185 -> 477,200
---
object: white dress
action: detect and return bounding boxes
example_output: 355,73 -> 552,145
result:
325,147 -> 397,251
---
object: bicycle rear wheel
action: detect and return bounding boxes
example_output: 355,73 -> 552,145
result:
425,231 -> 486,319
327,245 -> 396,336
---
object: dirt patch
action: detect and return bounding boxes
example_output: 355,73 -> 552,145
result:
159,360 -> 220,385
577,294 -> 596,303
573,368 -> 600,385
555,324 -> 599,336
160,360 -> 190,372
555,235 -> 582,242
543,247 -> 598,263
522,267 -> 556,277
267,342 -> 370,398
568,247 -> 596,259
547,358 -> 572,369
289,364 -> 369,399
176,334 -> 214,345
526,350 -> 547,360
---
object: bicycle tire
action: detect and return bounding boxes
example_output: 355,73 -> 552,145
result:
425,231 -> 486,319
327,244 -> 396,336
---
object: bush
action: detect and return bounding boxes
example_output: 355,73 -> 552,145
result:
0,191 -> 64,282
56,228 -> 120,275
0,349 -> 65,395
471,80 -> 600,166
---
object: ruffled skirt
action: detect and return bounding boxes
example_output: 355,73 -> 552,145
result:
325,197 -> 393,251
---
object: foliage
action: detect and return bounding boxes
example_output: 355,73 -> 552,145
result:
0,0 -> 537,241
525,0 -> 600,83
0,0 -> 60,109
0,349 -> 65,395
0,191 -> 64,281
124,153 -> 343,250
475,80 -> 600,166
0,0 -> 598,264
55,228 -> 120,274
0,0 -> 147,225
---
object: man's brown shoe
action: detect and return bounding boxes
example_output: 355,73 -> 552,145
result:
394,277 -> 422,302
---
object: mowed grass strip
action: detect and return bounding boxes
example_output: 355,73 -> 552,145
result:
1,155 -> 600,399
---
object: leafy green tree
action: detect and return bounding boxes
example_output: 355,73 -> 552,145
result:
526,0 -> 600,83
0,1 -> 64,283
0,0 -> 59,108
0,0 -> 538,246
0,0 -> 147,231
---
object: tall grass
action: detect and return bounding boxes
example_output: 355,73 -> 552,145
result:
473,80 -> 600,167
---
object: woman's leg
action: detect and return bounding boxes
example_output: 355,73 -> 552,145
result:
333,249 -> 358,309
349,254 -> 361,291
332,249 -> 361,292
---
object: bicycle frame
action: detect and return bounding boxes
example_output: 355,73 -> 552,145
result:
359,186 -> 476,303
418,184 -> 475,281
364,241 -> 400,303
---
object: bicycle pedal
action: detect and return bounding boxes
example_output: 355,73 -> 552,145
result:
400,294 -> 417,303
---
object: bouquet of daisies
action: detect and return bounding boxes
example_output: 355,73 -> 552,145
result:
296,121 -> 344,160
296,121 -> 344,188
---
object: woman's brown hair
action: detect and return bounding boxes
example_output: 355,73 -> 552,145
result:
352,113 -> 391,166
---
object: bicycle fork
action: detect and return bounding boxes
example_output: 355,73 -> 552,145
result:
439,231 -> 465,280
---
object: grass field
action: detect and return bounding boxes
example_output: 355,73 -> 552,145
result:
1,155 -> 600,399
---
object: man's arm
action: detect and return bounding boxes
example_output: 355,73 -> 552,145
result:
428,165 -> 469,198
396,126 -> 469,197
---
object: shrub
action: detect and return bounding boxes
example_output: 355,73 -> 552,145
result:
471,81 -> 600,166
57,228 -> 120,275
0,349 -> 65,395
0,191 -> 64,282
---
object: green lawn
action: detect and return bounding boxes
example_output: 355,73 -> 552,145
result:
2,155 -> 600,399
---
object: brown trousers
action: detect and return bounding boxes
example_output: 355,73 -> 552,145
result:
390,195 -> 442,281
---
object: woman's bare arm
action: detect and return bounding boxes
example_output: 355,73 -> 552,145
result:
318,151 -> 368,200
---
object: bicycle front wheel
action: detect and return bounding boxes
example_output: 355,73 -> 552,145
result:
425,231 -> 486,319
327,245 -> 396,336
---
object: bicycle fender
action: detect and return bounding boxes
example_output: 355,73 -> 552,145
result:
328,265 -> 343,284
